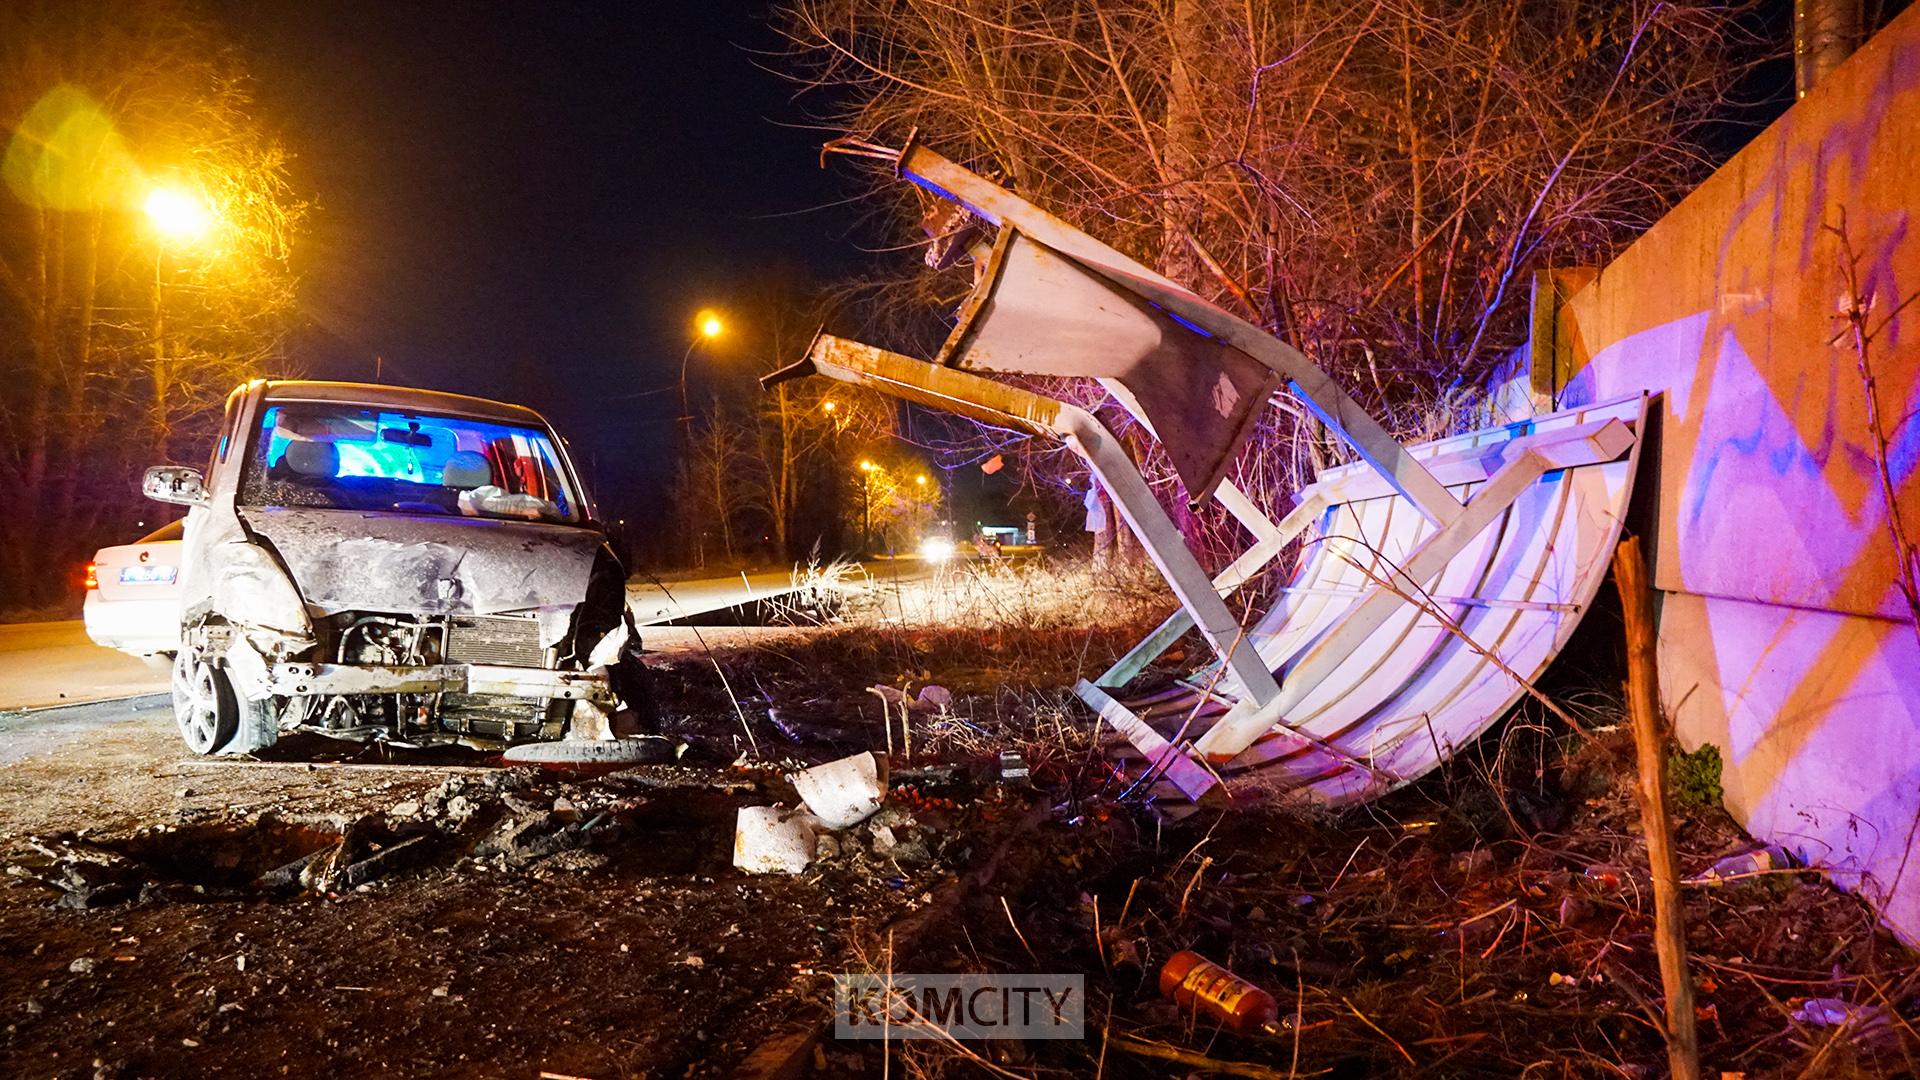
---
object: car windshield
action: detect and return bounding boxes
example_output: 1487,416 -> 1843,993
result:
239,402 -> 582,524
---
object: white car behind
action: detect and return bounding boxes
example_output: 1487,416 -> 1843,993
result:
83,520 -> 184,657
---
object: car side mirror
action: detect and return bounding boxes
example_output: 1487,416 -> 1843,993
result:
143,465 -> 208,506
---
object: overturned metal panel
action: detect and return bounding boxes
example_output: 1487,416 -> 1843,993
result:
1088,394 -> 1647,806
896,142 -> 1462,526
935,229 -> 1279,503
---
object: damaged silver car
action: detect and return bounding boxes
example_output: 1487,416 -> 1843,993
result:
143,380 -> 638,756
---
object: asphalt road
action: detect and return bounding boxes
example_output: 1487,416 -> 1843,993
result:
625,569 -> 804,625
0,560 -> 945,715
0,621 -> 170,711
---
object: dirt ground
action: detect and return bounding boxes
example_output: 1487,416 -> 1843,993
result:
3,568 -> 1918,1079
0,617 -> 1037,1079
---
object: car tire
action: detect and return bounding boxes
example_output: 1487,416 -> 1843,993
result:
171,652 -> 280,755
222,692 -> 280,755
172,651 -> 236,755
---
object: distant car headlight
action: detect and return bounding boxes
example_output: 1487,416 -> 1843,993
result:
920,536 -> 956,562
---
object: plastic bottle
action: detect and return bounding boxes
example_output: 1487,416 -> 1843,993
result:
1158,950 -> 1283,1035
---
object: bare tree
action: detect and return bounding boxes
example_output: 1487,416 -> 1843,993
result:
675,396 -> 769,567
0,0 -> 303,608
777,0 -> 1771,558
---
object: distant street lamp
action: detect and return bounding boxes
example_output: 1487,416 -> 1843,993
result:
677,310 -> 725,565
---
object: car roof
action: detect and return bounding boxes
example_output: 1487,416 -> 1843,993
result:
258,380 -> 549,427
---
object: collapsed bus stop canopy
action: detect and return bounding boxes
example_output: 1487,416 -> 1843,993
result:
767,141 -> 1644,810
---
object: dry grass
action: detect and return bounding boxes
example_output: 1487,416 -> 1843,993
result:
857,555 -> 1171,632
644,553 -> 1920,1077
812,555 -> 1176,692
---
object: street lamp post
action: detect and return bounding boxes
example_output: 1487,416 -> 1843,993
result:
677,311 -> 723,566
677,310 -> 725,450
143,186 -> 214,452
858,459 -> 876,554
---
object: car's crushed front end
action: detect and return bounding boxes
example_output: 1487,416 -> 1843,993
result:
152,380 -> 638,756
231,505 -> 629,748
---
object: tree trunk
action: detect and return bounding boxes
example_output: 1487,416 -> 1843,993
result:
1159,0 -> 1209,287
1612,536 -> 1701,1080
773,383 -> 793,557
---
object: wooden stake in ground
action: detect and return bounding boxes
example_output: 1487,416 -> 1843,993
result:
1611,535 -> 1700,1080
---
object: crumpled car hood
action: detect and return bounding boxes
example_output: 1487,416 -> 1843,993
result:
240,507 -> 602,618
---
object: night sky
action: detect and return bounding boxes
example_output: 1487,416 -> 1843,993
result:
212,1 -> 869,524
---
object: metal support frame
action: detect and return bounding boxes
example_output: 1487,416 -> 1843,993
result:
1074,681 -> 1224,803
767,334 -> 1281,708
778,140 -> 1645,808
1091,489 -> 1326,691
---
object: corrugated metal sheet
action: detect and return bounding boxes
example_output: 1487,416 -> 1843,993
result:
1092,394 -> 1646,806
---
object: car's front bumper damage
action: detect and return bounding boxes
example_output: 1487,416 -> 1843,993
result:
265,661 -> 613,707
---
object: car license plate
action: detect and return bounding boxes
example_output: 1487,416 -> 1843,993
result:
119,565 -> 177,585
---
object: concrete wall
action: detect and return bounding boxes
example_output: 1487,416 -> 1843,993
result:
1545,6 -> 1920,939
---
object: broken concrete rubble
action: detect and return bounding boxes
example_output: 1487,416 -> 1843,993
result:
731,806 -> 821,875
732,771 -> 952,878
788,750 -> 887,829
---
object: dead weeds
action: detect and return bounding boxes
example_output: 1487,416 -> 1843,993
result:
4,558 -> 1915,1078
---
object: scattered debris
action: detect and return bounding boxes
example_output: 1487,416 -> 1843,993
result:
1159,950 -> 1284,1035
865,684 -> 952,712
789,750 -> 887,828
1688,844 -> 1791,886
1791,997 -> 1894,1033
500,735 -> 679,774
732,806 -> 820,875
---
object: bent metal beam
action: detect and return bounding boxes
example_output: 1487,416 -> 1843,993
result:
766,333 -> 1282,715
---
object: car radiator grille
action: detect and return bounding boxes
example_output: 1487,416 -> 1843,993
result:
444,616 -> 546,668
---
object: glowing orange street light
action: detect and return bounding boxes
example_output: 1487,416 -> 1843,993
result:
915,474 -> 928,486
679,308 -> 727,455
822,400 -> 837,413
144,186 -> 212,242
856,460 -> 879,551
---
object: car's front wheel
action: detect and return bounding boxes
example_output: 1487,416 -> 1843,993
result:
172,652 -> 235,755
171,652 -> 279,755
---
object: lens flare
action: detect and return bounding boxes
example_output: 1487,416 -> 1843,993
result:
3,85 -> 137,211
